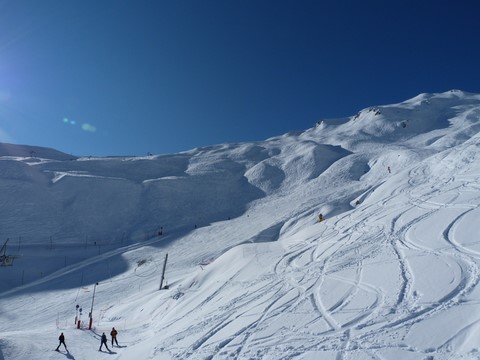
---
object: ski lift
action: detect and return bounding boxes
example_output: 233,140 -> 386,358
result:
0,239 -> 17,266
0,255 -> 14,266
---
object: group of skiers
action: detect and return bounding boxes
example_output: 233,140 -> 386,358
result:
55,327 -> 119,352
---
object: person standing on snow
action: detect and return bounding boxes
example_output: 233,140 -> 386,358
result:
99,332 -> 110,352
55,332 -> 67,351
110,327 -> 119,346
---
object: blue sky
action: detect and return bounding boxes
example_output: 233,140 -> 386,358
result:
0,0 -> 479,156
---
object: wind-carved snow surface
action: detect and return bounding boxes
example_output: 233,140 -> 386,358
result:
1,90 -> 480,359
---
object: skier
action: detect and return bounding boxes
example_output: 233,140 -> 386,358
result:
110,327 -> 119,346
55,332 -> 67,352
99,332 -> 110,352
318,214 -> 324,223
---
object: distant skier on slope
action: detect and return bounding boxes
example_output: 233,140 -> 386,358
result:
55,332 -> 68,352
110,327 -> 119,346
318,214 -> 324,222
99,332 -> 110,352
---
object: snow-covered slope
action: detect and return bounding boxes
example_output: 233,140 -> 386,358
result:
1,90 -> 480,359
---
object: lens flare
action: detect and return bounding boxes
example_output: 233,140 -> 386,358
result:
63,118 -> 96,133
81,123 -> 96,132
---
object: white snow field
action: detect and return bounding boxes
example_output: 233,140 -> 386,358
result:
1,90 -> 480,359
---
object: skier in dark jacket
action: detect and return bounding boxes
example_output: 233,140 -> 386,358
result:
110,327 -> 119,346
99,332 -> 110,351
55,332 -> 67,351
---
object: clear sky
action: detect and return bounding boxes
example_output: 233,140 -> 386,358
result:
0,0 -> 479,156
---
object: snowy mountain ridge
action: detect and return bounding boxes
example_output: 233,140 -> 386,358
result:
2,90 -> 480,359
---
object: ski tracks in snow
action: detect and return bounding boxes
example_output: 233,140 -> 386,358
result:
155,163 -> 480,359
351,166 -> 480,358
